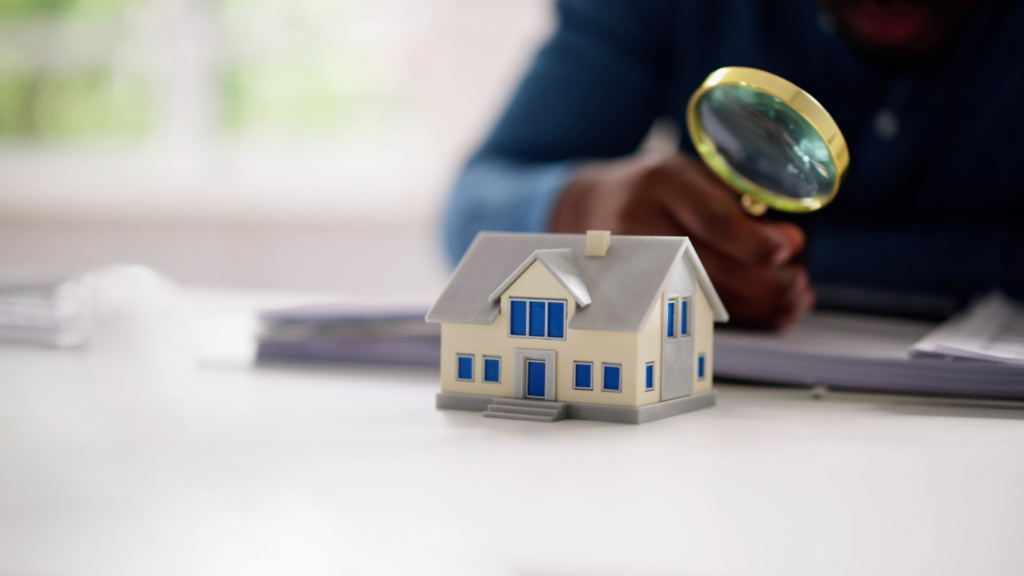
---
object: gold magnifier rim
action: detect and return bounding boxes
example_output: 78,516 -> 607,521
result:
686,66 -> 850,213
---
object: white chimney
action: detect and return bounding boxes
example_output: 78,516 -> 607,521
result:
585,230 -> 611,257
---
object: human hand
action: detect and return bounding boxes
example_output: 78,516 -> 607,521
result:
549,152 -> 814,329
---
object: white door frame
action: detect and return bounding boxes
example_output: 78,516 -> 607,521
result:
513,349 -> 557,401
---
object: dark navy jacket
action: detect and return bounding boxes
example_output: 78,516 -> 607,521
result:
444,0 -> 1024,311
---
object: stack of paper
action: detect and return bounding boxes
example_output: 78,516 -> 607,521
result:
910,292 -> 1024,367
256,292 -> 1024,399
715,309 -> 1024,399
0,277 -> 92,347
257,302 -> 440,366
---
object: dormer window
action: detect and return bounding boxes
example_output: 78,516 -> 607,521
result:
509,298 -> 566,339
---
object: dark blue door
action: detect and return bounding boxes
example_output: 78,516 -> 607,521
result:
526,360 -> 546,398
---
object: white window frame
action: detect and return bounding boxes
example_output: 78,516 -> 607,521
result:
697,352 -> 707,381
482,355 -> 501,384
573,361 -> 594,390
680,296 -> 692,337
645,361 -> 655,392
601,363 -> 623,393
455,353 -> 475,382
666,295 -> 679,339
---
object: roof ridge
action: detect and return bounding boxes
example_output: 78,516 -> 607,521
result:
426,232 -> 729,330
487,248 -> 592,307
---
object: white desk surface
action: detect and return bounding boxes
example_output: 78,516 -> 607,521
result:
1,287 -> 1023,576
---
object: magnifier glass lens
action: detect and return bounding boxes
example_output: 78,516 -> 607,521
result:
696,84 -> 837,200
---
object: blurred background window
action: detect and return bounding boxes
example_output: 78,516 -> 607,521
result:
0,0 -> 416,142
218,0 -> 414,141
0,0 -> 154,141
0,0 -> 552,227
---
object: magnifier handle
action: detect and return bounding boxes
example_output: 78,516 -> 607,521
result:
740,194 -> 768,217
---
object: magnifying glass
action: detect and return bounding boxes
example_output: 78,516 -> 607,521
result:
686,67 -> 849,216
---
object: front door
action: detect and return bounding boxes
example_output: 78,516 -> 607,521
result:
513,349 -> 556,401
526,359 -> 546,398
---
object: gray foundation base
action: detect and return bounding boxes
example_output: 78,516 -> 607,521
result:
436,392 -> 497,412
436,390 -> 716,424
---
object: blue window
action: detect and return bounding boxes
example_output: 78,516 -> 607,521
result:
529,300 -> 546,336
698,353 -> 706,380
547,301 -> 565,338
574,361 -> 593,390
509,298 -> 566,339
680,297 -> 690,336
456,354 -> 474,381
510,300 -> 527,336
667,299 -> 676,338
483,356 -> 501,383
603,364 -> 621,392
646,362 -> 654,391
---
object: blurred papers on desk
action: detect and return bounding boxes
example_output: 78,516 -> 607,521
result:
257,292 -> 1024,399
0,276 -> 93,347
716,307 -> 1024,400
257,302 -> 440,367
910,292 -> 1024,367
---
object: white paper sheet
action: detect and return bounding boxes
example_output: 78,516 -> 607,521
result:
911,292 -> 1024,366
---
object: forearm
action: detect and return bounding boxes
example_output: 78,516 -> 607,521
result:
443,157 -> 577,265
441,0 -> 675,264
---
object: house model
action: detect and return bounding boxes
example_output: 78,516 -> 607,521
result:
426,231 -> 729,424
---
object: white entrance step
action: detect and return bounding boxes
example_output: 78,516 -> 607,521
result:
482,398 -> 567,422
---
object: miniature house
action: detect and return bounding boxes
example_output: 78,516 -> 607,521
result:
426,231 -> 729,424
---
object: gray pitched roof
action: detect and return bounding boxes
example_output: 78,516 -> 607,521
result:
426,232 -> 729,332
488,249 -> 592,307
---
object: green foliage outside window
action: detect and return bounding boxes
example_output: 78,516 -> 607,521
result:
0,0 -> 149,140
0,72 -> 151,140
0,0 -> 411,142
220,57 -> 410,138
216,0 -> 410,138
0,0 -> 137,19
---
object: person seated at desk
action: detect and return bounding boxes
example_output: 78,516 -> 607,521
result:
442,0 -> 1024,328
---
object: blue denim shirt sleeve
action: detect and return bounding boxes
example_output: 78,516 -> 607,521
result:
443,158 -> 577,265
440,0 -> 675,265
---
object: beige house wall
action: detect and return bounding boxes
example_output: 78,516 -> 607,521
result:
634,294 -> 663,406
692,284 -> 715,394
439,260 -> 664,407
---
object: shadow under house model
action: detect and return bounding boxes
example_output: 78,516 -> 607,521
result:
426,231 -> 730,424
